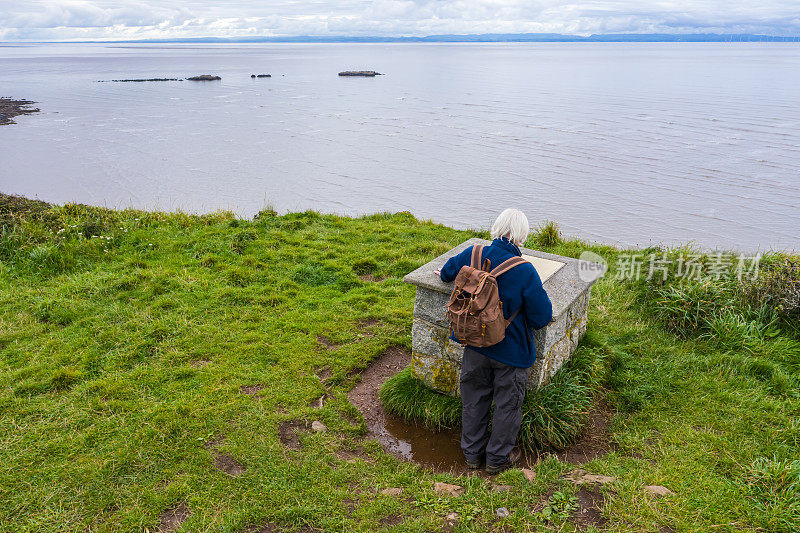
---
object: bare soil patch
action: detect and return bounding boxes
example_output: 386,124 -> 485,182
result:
570,485 -> 608,530
356,318 -> 381,339
278,420 -> 309,450
0,98 -> 39,126
309,394 -> 326,409
243,523 -> 286,533
202,435 -> 225,449
158,502 -> 191,532
646,429 -> 662,446
202,435 -> 246,476
530,488 -> 557,514
245,525 -> 317,533
335,446 -> 372,462
342,497 -> 357,515
379,514 -> 403,527
315,365 -> 332,381
214,452 -> 246,476
317,335 -> 339,350
554,400 -> 614,464
347,346 -> 410,431
240,384 -> 265,395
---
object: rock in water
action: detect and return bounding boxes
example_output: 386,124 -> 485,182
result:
109,78 -> 181,82
187,75 -> 221,81
0,98 -> 40,126
251,74 -> 271,78
338,71 -> 382,77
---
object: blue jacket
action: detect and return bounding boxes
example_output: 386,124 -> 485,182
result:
440,238 -> 553,368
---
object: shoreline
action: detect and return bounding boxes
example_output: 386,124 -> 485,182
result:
2,191 -> 796,256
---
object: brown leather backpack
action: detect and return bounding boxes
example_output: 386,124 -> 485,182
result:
446,244 -> 527,348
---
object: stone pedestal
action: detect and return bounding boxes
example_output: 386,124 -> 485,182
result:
403,238 -> 604,397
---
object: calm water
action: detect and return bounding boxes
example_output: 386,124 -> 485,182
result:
1,42 -> 799,252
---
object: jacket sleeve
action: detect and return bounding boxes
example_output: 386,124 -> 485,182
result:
440,246 -> 474,282
523,267 -> 553,329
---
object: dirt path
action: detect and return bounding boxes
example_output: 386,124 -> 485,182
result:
346,346 -> 410,433
553,400 -> 614,464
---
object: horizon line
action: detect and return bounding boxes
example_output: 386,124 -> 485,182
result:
3,32 -> 800,45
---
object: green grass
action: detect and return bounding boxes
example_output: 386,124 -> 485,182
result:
1,194 -> 799,532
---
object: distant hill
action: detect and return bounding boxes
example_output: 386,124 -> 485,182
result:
36,33 -> 800,44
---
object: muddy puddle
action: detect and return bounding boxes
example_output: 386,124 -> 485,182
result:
377,410 -> 470,473
348,346 -> 611,475
347,346 -> 476,474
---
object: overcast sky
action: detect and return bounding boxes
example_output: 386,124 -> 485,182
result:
2,0 -> 799,41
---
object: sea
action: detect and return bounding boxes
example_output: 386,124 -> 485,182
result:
1,42 -> 798,252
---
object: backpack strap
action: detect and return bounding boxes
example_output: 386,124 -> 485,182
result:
470,245 -> 484,269
505,307 -> 532,344
506,308 -> 521,327
490,256 -> 533,342
490,256 -> 527,277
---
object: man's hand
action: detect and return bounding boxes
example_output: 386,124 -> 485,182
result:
434,269 -> 441,276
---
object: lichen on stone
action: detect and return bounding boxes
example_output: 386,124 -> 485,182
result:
430,359 -> 459,394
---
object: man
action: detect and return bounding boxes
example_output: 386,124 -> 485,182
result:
438,208 -> 552,474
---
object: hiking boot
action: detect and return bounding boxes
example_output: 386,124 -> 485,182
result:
466,456 -> 484,470
486,447 -> 521,475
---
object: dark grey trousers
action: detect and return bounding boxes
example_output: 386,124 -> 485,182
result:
460,347 -> 529,466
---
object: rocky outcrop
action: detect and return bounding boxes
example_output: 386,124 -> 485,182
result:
108,78 -> 181,82
250,74 -> 272,78
186,75 -> 221,81
0,98 -> 40,126
338,71 -> 382,76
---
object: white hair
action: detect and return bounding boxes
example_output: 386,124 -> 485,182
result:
490,208 -> 530,245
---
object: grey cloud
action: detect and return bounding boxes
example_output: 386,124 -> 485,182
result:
1,0 -> 799,41
1,1 -> 193,29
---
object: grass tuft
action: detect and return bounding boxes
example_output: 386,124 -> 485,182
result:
744,456 -> 800,530
530,220 -> 562,248
518,371 -> 593,451
379,366 -> 461,429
